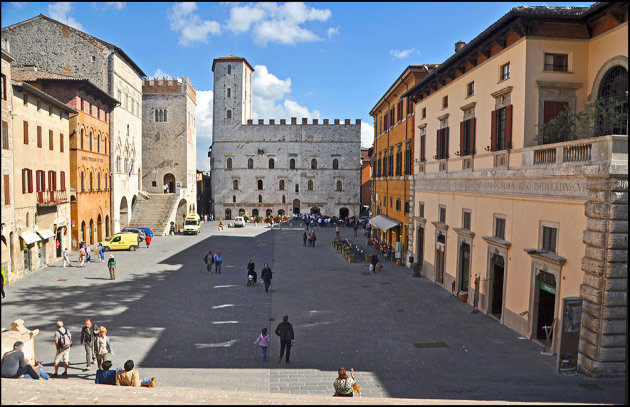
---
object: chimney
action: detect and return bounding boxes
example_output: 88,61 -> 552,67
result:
455,40 -> 466,53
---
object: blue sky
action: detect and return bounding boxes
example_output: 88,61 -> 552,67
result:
1,2 -> 592,171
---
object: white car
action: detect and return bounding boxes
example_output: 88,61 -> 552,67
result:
233,217 -> 245,227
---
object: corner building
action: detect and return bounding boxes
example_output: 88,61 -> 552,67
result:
404,3 -> 627,377
211,56 -> 361,219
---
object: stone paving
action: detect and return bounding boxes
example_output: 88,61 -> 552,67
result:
0,220 -> 625,404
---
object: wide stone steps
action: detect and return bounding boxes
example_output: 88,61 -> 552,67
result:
127,193 -> 179,235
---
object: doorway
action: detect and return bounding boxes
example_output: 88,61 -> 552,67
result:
416,226 -> 424,269
490,254 -> 505,319
435,233 -> 445,284
56,229 -> 62,258
293,199 -> 301,215
225,209 -> 232,220
164,173 -> 175,193
339,207 -> 349,219
38,241 -> 46,268
459,242 -> 471,292
23,240 -> 31,274
536,271 -> 557,340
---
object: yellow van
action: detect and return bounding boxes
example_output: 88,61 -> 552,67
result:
101,233 -> 139,251
183,214 -> 201,235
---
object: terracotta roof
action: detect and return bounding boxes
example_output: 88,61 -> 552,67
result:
211,55 -> 255,73
11,68 -> 79,82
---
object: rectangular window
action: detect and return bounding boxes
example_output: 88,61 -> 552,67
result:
463,210 -> 471,230
442,96 -> 448,108
60,133 -> 64,152
4,174 -> 10,205
495,217 -> 506,240
407,97 -> 413,116
36,170 -> 45,192
60,171 -> 66,191
460,118 -> 476,156
1,73 -> 6,101
544,53 -> 568,72
37,126 -> 42,148
390,108 -> 395,128
2,121 -> 8,149
419,202 -> 424,218
500,62 -> 510,81
439,206 -> 446,223
422,107 -> 426,119
23,121 -> 29,144
49,130 -> 54,150
48,170 -> 56,191
404,201 -> 409,214
542,226 -> 557,253
467,81 -> 475,97
436,127 -> 449,159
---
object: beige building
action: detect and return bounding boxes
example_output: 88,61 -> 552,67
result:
403,3 -> 627,377
6,71 -> 75,280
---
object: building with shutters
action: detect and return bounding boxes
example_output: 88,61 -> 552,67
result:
403,3 -> 627,377
210,56 -> 361,220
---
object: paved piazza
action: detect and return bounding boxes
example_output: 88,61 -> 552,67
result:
1,221 -> 624,403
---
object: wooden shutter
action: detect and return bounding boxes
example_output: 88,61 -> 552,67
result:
2,121 -> 8,149
436,129 -> 441,159
28,170 -> 33,193
445,127 -> 449,158
505,104 -> 513,149
490,110 -> 497,152
470,118 -> 476,155
421,134 -> 426,162
60,171 -> 65,191
460,121 -> 465,155
4,174 -> 9,205
22,169 -> 26,193
23,121 -> 28,144
49,130 -> 54,150
60,133 -> 64,152
37,126 -> 42,147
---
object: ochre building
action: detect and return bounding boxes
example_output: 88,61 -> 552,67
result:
369,64 -> 437,259
404,3 -> 627,377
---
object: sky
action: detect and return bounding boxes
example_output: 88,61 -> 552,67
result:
1,1 -> 593,171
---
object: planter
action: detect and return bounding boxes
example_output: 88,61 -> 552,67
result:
365,254 -> 371,262
460,293 -> 468,303
348,255 -> 356,263
396,259 -> 402,266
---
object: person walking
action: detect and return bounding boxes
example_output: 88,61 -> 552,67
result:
370,251 -> 379,273
95,326 -> 113,370
107,255 -> 116,280
203,250 -> 214,275
80,319 -> 96,371
214,250 -> 223,274
253,328 -> 271,361
145,234 -> 152,248
85,243 -> 91,263
261,263 -> 272,292
275,315 -> 295,364
62,248 -> 71,268
98,244 -> 105,263
335,224 -> 340,237
353,223 -> 358,237
302,232 -> 307,247
218,219 -> 224,231
1,266 -> 5,299
79,245 -> 86,268
310,232 -> 317,247
53,320 -> 71,377
247,259 -> 256,284
163,183 -> 168,194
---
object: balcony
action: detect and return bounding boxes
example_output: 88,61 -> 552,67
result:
37,190 -> 69,206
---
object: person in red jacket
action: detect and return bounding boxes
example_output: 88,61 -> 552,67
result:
145,234 -> 152,248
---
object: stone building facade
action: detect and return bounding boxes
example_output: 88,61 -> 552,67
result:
211,56 -> 361,220
141,76 -> 197,217
403,3 -> 627,377
2,14 -> 146,234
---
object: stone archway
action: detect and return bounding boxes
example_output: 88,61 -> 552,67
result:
176,199 -> 188,228
97,214 -> 103,242
89,219 -> 94,245
293,199 -> 301,214
164,173 -> 175,193
339,207 -> 349,219
120,196 -> 129,227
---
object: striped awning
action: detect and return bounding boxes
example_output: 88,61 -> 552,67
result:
369,214 -> 401,231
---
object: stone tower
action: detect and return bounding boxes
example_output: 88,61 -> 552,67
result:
212,56 -> 254,139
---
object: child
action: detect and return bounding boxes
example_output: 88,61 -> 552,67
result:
253,328 -> 270,361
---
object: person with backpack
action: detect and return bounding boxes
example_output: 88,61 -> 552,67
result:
53,320 -> 72,377
107,255 -> 116,280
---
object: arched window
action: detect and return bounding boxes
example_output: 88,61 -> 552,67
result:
164,109 -> 167,121
252,208 -> 259,217
80,128 -> 84,149
89,132 -> 93,151
227,88 -> 231,98
248,158 -> 253,169
596,65 -> 628,136
227,64 -> 231,74
155,110 -> 159,122
96,134 -> 100,153
308,180 -> 313,190
104,136 -> 107,154
333,159 -> 339,169
97,173 -> 100,190
159,110 -> 163,122
279,180 -> 285,190
226,158 -> 233,169
227,110 -> 232,119
258,194 -> 262,203
282,195 -> 286,204
233,179 -> 239,190
80,172 -> 84,192
311,159 -> 317,169
269,158 -> 274,169
233,195 -> 236,203
105,175 -> 108,190
290,158 -> 296,169
257,180 -> 263,190
89,172 -> 93,191
336,180 -> 343,191
295,184 -> 299,192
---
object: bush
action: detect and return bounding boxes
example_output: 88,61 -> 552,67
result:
255,216 -> 262,223
243,214 -> 250,221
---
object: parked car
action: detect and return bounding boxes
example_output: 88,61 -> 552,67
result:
121,227 -> 145,242
233,216 -> 245,227
136,227 -> 154,238
183,214 -> 201,235
100,233 -> 139,251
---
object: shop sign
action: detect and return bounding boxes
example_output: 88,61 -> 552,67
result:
540,282 -> 556,295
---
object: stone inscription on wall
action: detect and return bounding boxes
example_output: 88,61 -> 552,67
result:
80,156 -> 105,163
414,177 -> 588,199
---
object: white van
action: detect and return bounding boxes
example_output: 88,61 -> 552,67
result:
234,217 -> 245,227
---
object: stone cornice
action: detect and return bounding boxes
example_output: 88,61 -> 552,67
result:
417,123 -> 427,130
523,248 -> 567,266
482,236 -> 512,250
453,227 -> 476,239
460,102 -> 477,111
437,113 -> 450,121
490,86 -> 513,98
432,221 -> 449,231
534,81 -> 583,90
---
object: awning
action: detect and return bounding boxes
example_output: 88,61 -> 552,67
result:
369,214 -> 402,231
53,218 -> 67,226
20,232 -> 42,245
37,229 -> 56,240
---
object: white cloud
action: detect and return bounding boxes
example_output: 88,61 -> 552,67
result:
151,68 -> 174,79
327,26 -> 339,39
48,2 -> 83,31
168,2 -> 221,46
390,48 -> 419,59
104,2 -> 125,10
361,122 -> 374,148
196,90 -> 214,171
10,2 -> 27,8
252,65 -> 291,100
227,2 -> 332,45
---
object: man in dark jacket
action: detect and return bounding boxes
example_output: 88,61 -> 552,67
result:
371,251 -> 379,273
80,319 -> 96,371
261,263 -> 272,292
247,259 -> 257,284
275,315 -> 295,364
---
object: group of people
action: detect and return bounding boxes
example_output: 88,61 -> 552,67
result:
302,231 -> 317,247
202,250 -> 223,274
61,245 -> 118,280
246,259 -> 273,292
252,315 -> 295,363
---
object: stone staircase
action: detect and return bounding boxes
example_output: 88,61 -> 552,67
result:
128,193 -> 179,236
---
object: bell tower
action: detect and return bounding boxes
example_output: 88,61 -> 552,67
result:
212,56 -> 254,140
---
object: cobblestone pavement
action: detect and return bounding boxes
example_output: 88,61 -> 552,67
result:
1,220 -> 625,404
